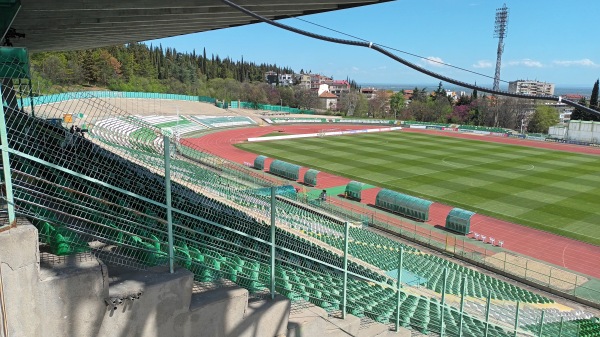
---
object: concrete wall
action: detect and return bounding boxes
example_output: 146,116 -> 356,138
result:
0,223 -> 290,337
0,222 -> 403,337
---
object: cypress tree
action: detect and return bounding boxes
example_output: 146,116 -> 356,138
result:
590,79 -> 599,108
570,97 -> 587,121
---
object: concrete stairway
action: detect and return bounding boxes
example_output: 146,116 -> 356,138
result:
0,223 -> 411,337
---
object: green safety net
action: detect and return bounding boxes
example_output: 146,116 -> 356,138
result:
0,47 -> 29,79
1,50 -> 597,335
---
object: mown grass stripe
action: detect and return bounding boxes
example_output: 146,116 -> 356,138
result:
236,132 -> 600,245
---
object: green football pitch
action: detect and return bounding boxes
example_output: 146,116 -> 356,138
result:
236,131 -> 600,246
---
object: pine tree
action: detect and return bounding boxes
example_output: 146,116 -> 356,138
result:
472,88 -> 478,100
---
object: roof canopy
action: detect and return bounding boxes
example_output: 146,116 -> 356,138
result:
9,0 -> 391,52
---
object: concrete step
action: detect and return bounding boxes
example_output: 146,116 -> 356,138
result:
37,249 -> 108,337
97,265 -> 195,337
356,320 -> 390,337
287,302 -> 329,337
237,295 -> 290,337
179,280 -> 249,337
324,314 -> 362,337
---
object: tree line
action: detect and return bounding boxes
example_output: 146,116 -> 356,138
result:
30,42 -> 599,132
29,42 -> 323,108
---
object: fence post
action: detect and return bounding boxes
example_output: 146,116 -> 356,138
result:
440,268 -> 448,337
163,136 -> 174,273
395,247 -> 404,332
342,221 -> 349,319
270,186 -> 276,300
538,310 -> 545,337
458,276 -> 467,336
483,292 -> 491,337
0,100 -> 16,227
558,316 -> 563,337
513,301 -> 520,337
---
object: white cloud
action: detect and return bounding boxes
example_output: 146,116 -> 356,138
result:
421,56 -> 445,67
553,59 -> 598,67
508,58 -> 543,68
351,66 -> 360,71
473,60 -> 493,68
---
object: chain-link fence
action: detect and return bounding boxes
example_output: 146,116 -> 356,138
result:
297,193 -> 600,308
1,51 -> 599,336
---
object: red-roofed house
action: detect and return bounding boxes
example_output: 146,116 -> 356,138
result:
319,91 -> 338,110
329,80 -> 350,96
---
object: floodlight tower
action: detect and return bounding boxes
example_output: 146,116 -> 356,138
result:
493,3 -> 509,92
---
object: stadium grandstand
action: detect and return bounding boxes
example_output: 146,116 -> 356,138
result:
1,1 -> 600,337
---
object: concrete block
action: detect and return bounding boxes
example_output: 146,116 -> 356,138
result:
236,295 -> 291,337
174,281 -> 248,337
287,304 -> 328,337
0,224 -> 39,269
0,224 -> 41,337
37,251 -> 108,337
98,266 -> 194,337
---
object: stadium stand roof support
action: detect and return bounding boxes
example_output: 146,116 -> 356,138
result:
8,0 -> 391,52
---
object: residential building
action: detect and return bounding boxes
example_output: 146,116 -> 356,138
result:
264,71 -> 293,86
329,80 -> 350,96
296,74 -> 311,89
508,80 -> 555,96
279,73 -> 294,86
310,74 -> 332,91
361,87 -> 377,100
319,91 -> 338,110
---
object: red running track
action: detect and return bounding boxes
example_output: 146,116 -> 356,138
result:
186,125 -> 600,279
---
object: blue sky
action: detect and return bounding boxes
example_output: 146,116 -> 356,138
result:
148,0 -> 600,88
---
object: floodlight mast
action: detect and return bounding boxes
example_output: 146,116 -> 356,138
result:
493,4 -> 509,92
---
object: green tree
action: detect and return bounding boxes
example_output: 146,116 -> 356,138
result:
527,105 -> 559,133
570,97 -> 588,121
590,79 -> 599,108
410,87 -> 428,102
389,91 -> 405,119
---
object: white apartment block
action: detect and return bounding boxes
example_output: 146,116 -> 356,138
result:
508,80 -> 555,96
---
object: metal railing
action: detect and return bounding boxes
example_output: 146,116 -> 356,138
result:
0,75 -> 597,336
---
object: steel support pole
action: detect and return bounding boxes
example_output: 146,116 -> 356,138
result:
270,186 -> 276,300
440,268 -> 448,337
458,276 -> 467,336
483,292 -> 492,337
342,221 -> 349,319
395,247 -> 404,332
163,136 -> 174,273
558,316 -> 564,337
538,310 -> 545,337
513,301 -> 520,337
0,100 -> 16,227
